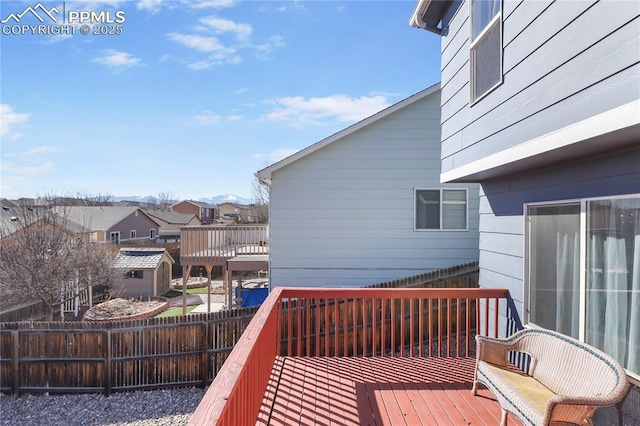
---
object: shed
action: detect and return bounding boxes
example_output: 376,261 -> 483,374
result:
113,248 -> 175,297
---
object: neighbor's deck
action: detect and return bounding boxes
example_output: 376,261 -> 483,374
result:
258,356 -> 522,426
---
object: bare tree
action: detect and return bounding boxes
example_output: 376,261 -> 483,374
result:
252,177 -> 269,224
0,198 -> 123,320
146,192 -> 179,210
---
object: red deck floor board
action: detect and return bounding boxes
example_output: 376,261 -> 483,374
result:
262,356 -> 522,426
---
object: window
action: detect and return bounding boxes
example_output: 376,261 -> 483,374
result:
126,270 -> 143,279
130,230 -> 136,239
415,189 -> 468,230
150,228 -> 156,239
470,0 -> 502,103
110,231 -> 120,244
527,196 -> 640,377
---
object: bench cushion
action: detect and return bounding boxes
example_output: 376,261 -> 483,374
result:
477,360 -> 555,426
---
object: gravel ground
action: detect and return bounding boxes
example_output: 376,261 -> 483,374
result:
0,387 -> 207,426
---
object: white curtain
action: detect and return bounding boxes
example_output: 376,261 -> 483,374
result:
556,230 -> 580,338
587,198 -> 640,373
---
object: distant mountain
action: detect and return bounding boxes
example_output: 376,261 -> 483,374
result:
199,194 -> 252,205
111,194 -> 252,205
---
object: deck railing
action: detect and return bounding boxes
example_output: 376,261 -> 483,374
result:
180,225 -> 268,266
188,287 -> 514,426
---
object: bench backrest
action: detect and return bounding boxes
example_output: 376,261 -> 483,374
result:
512,329 -> 627,400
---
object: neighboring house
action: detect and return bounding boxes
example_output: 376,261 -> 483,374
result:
171,200 -> 220,224
54,206 -> 159,243
217,202 -> 252,224
410,0 -> 639,394
143,209 -> 202,242
257,85 -> 480,288
112,248 -> 174,297
0,201 -> 89,242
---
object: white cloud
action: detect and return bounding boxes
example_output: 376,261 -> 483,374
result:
166,31 -> 241,69
262,94 -> 390,125
253,35 -> 285,58
137,0 -> 163,12
188,0 -> 236,9
199,15 -> 252,40
91,49 -> 142,69
4,146 -> 59,158
2,160 -> 54,176
227,115 -> 243,121
193,111 -> 221,125
167,33 -> 226,53
0,104 -> 30,139
234,87 -> 248,94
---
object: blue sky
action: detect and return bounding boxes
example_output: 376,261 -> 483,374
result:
1,0 -> 441,201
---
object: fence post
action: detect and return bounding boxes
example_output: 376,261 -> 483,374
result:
104,329 -> 112,396
201,321 -> 208,388
11,330 -> 19,396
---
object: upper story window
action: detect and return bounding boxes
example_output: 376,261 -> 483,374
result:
415,189 -> 468,231
130,230 -> 136,239
470,0 -> 502,104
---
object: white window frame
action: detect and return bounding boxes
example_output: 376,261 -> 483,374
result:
130,230 -> 136,239
110,231 -> 120,244
414,188 -> 469,231
469,0 -> 503,105
524,193 -> 640,380
150,228 -> 156,239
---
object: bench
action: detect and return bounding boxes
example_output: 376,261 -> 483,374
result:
472,328 -> 629,426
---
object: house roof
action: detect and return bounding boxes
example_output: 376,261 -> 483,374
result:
142,209 -> 198,225
218,202 -> 251,210
171,200 -> 218,209
113,247 -> 174,270
256,83 -> 441,182
1,204 -> 89,238
52,206 -> 148,230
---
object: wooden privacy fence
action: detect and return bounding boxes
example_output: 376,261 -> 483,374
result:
0,308 -> 259,396
0,262 -> 480,396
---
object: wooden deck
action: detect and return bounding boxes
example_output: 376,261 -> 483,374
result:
259,356 -> 522,426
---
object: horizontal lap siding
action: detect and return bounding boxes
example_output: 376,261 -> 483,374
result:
439,0 -> 640,173
269,92 -> 480,288
477,147 -> 640,333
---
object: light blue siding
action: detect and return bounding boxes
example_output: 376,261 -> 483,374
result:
478,146 -> 640,332
439,0 -> 639,172
267,90 -> 481,288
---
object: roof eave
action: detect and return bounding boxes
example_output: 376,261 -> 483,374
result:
408,0 -> 448,35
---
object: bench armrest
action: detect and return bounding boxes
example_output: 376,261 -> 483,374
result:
475,335 -> 517,368
546,389 -> 629,424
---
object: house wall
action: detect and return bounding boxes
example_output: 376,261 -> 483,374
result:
478,145 -> 640,332
268,90 -> 480,288
108,212 -> 158,242
120,270 -> 154,297
172,202 -> 199,217
439,0 -> 639,174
